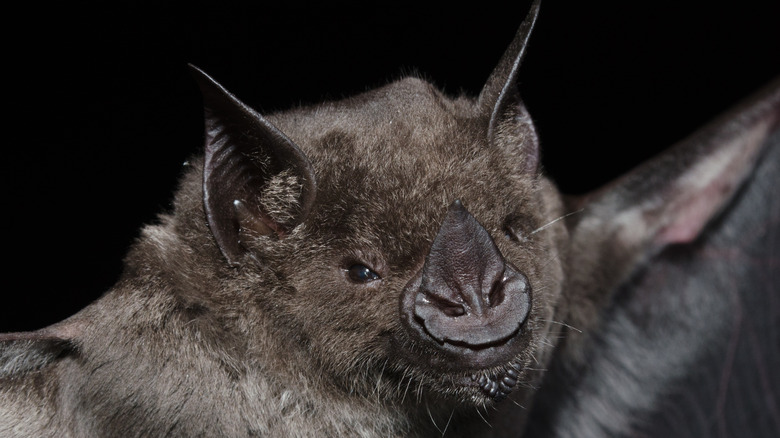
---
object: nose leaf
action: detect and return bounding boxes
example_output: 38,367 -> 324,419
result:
412,200 -> 531,347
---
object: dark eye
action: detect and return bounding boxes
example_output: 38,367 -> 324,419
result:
503,223 -> 523,242
347,264 -> 381,283
503,216 -> 529,243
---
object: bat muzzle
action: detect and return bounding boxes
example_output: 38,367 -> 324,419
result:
400,200 -> 532,371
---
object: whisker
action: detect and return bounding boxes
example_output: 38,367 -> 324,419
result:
401,372 -> 413,404
518,379 -> 539,391
539,319 -> 583,333
510,398 -> 527,409
530,209 -> 584,235
441,408 -> 455,436
426,403 -> 442,435
475,406 -> 492,428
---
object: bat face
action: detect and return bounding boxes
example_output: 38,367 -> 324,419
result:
240,77 -> 566,404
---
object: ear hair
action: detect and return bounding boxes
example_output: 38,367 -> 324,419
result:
189,65 -> 317,265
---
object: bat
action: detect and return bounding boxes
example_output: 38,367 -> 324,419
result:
2,2 -> 779,437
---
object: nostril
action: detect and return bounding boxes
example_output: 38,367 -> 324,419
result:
442,305 -> 466,317
487,277 -> 506,308
419,293 -> 466,317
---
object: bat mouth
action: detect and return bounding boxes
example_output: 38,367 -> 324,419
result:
389,313 -> 536,403
384,324 -> 533,404
398,303 -> 532,371
419,318 -> 522,351
391,327 -> 532,405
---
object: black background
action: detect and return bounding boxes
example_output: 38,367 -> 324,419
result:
4,1 -> 779,332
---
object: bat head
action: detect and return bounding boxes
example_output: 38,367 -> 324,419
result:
187,0 -> 564,405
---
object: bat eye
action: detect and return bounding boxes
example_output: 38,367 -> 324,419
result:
503,216 -> 529,243
347,264 -> 381,283
503,224 -> 524,242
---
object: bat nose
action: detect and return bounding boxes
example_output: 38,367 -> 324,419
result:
404,200 -> 531,347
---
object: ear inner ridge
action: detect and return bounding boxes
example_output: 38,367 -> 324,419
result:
190,64 -> 317,264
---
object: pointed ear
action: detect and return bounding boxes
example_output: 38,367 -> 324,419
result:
0,318 -> 85,376
478,0 -> 541,173
189,65 -> 317,265
565,78 -> 780,332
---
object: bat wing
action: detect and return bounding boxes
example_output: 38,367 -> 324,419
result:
631,110 -> 780,437
636,154 -> 779,424
525,79 -> 780,437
